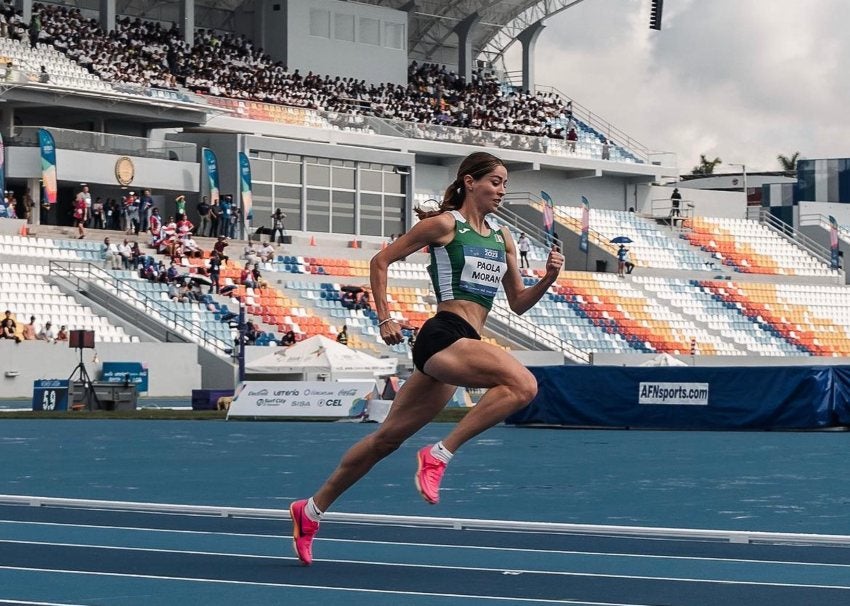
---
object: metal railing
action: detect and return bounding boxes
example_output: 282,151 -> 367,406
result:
756,208 -> 834,268
10,126 -> 197,162
488,299 -> 591,364
48,260 -> 232,354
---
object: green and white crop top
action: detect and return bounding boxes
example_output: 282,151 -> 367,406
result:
428,210 -> 508,311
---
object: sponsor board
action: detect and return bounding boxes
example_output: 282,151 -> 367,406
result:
227,381 -> 373,418
638,382 -> 709,406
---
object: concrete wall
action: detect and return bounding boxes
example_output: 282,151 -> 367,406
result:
284,0 -> 407,85
0,342 -> 203,398
634,184 -> 746,219
7,147 -> 199,192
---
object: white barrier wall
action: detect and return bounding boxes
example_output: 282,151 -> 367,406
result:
0,342 -> 202,398
634,184 -> 745,219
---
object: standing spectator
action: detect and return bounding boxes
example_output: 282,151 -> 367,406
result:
73,193 -> 87,239
175,194 -> 187,218
124,191 -> 139,235
219,195 -> 233,237
601,138 -> 611,160
617,244 -> 628,278
139,189 -> 154,234
148,207 -> 162,240
0,310 -> 20,343
79,185 -> 92,227
107,198 -> 120,230
670,188 -> 682,222
196,196 -> 211,237
208,250 -> 222,294
22,188 -> 33,223
209,198 -> 221,239
37,321 -> 55,342
0,192 -> 9,218
21,316 -> 37,340
271,208 -> 286,244
91,197 -> 105,229
517,232 -> 531,268
566,127 -> 578,152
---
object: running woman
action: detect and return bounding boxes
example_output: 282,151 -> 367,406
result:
290,152 -> 564,565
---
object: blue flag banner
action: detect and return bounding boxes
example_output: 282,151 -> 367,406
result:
238,152 -> 253,225
202,148 -> 220,205
579,195 -> 590,253
38,128 -> 57,205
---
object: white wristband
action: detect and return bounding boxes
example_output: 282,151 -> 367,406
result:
377,318 -> 394,327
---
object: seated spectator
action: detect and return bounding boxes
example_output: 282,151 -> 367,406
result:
252,265 -> 267,289
213,235 -> 229,262
21,315 -> 37,340
165,261 -> 180,283
130,241 -> 143,268
182,234 -> 203,258
336,324 -> 348,346
240,263 -> 257,288
117,238 -> 133,269
56,325 -> 68,342
38,321 -> 56,343
0,310 -> 20,343
243,242 -> 260,265
102,236 -> 121,270
244,320 -> 259,345
279,330 -> 296,347
259,240 -> 276,263
176,214 -> 194,236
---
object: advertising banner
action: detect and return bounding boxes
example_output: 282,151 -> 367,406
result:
238,151 -> 253,226
227,381 -> 374,419
202,147 -> 220,205
579,195 -> 590,253
101,362 -> 149,393
38,129 -> 57,205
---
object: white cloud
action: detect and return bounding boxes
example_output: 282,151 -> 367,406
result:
522,0 -> 850,172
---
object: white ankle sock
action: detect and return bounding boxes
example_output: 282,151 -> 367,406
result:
430,441 -> 453,464
305,497 -> 323,522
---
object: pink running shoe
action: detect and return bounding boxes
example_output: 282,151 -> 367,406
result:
415,445 -> 447,504
289,499 -> 320,566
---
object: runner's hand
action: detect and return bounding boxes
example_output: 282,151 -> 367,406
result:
380,319 -> 403,345
545,246 -> 564,279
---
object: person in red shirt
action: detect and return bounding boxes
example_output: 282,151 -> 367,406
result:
73,194 -> 87,239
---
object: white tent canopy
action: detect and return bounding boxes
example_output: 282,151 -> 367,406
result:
247,335 -> 397,378
639,353 -> 688,367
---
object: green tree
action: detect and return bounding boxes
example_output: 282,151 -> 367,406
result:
777,152 -> 800,175
691,154 -> 723,175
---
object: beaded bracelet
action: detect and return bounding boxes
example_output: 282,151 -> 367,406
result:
377,318 -> 394,327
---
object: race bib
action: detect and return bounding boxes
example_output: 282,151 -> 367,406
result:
459,245 -> 506,297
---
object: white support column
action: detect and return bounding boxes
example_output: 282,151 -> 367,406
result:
454,12 -> 480,84
517,20 -> 545,93
98,0 -> 115,33
180,0 -> 195,46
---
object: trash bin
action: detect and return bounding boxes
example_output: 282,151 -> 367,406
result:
595,260 -> 608,272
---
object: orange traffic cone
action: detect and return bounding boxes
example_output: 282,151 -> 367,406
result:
350,239 -> 359,249
309,235 -> 316,246
19,223 -> 27,237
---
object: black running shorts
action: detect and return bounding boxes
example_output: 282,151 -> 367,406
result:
412,311 -> 481,374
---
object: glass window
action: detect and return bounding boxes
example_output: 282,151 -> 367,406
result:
306,188 -> 330,232
275,160 -> 302,184
332,166 -> 355,190
334,13 -> 355,42
306,163 -> 330,187
332,190 -> 355,234
382,194 -> 405,236
251,159 -> 272,182
251,183 -> 273,230
360,192 -> 383,236
309,9 -> 330,38
384,22 -> 404,50
361,169 -> 382,192
359,17 -> 380,45
384,171 -> 404,194
274,185 -> 301,230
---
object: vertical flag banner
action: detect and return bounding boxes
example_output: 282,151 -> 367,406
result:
541,190 -> 555,246
38,128 -> 57,205
238,152 -> 253,227
829,215 -> 840,269
202,148 -> 220,204
579,195 -> 590,253
0,131 -> 6,197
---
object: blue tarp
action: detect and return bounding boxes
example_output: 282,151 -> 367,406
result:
507,366 -> 843,430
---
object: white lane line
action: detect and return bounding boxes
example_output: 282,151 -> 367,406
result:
1,520 -> 848,570
0,600 -> 87,606
0,567 -> 647,605
1,539 -> 850,590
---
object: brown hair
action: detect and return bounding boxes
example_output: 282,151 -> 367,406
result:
418,152 -> 505,219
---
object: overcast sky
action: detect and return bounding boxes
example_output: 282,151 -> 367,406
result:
510,0 -> 849,173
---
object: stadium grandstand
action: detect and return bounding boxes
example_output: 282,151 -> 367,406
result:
0,0 -> 848,410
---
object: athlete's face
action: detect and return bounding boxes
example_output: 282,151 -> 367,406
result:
467,165 -> 508,211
